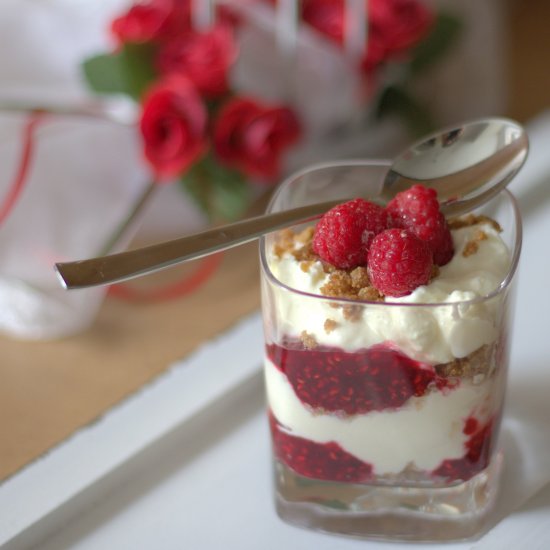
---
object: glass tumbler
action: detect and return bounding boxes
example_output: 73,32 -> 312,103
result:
260,161 -> 522,542
0,111 -> 148,339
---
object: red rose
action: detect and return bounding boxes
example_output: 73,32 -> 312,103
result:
369,0 -> 434,56
301,0 -> 433,72
159,0 -> 194,42
111,0 -> 192,46
156,25 -> 237,99
213,98 -> 301,181
360,0 -> 433,73
111,0 -> 172,45
216,4 -> 243,28
140,76 -> 207,180
302,0 -> 344,43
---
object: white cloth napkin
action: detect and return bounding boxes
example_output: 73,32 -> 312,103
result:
0,0 -> 129,105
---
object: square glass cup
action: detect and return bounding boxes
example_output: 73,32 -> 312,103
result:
260,161 -> 522,542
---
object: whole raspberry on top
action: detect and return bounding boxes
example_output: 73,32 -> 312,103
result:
312,198 -> 388,269
386,184 -> 454,266
367,228 -> 433,297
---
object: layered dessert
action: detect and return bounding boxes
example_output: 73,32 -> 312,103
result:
263,185 -> 511,488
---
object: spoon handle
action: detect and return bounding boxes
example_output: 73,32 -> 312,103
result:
55,199 -> 342,289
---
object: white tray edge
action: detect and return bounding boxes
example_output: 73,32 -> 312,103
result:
0,311 -> 263,547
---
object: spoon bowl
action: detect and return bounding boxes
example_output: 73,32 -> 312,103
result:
382,117 -> 528,216
55,117 -> 528,290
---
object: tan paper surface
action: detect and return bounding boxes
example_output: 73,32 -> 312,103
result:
0,243 -> 260,481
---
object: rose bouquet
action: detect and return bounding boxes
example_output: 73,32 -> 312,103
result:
83,0 -> 460,221
293,0 -> 462,134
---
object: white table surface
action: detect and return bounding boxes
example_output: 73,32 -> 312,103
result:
3,112 -> 550,550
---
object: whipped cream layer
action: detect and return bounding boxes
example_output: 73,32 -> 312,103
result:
267,222 -> 510,364
266,359 -> 493,474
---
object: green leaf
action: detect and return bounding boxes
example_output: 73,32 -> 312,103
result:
206,158 -> 250,221
82,44 -> 157,101
179,164 -> 213,219
210,169 -> 250,221
376,85 -> 435,137
180,157 -> 251,221
409,13 -> 463,75
82,53 -> 127,96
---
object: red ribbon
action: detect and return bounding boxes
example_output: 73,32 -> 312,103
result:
108,251 -> 224,302
0,111 -> 44,226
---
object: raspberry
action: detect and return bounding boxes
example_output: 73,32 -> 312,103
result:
386,184 -> 454,265
269,412 -> 373,482
367,228 -> 433,297
312,198 -> 388,269
267,341 -> 436,415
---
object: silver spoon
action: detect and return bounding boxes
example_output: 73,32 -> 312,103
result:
55,117 -> 528,290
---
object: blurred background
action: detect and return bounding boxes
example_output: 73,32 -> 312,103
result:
0,0 -> 548,339
0,0 -> 548,239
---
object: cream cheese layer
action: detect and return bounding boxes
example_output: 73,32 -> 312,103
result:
267,222 -> 510,364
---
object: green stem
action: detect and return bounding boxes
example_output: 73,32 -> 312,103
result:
98,181 -> 157,256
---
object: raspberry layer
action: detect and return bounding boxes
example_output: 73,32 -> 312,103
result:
266,339 -> 440,415
269,412 -> 373,483
265,341 -> 498,480
270,409 -> 494,484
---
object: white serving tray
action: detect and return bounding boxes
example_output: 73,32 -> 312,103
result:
3,112 -> 550,550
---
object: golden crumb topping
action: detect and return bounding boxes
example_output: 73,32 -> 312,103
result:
272,213 -> 500,299
300,330 -> 317,349
462,227 -> 490,257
